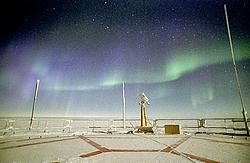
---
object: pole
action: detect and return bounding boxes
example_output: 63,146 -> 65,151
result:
29,80 -> 40,130
140,102 -> 145,127
122,82 -> 126,128
224,4 -> 249,135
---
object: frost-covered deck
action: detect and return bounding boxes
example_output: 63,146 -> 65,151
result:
0,133 -> 250,162
0,117 -> 249,162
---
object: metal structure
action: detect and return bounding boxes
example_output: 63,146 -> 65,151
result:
29,80 -> 40,130
137,93 -> 153,133
139,93 -> 149,127
224,4 -> 249,135
1,117 -> 249,136
122,82 -> 126,128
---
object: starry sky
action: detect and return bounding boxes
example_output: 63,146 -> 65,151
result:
0,0 -> 250,118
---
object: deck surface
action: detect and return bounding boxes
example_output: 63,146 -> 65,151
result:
0,133 -> 250,162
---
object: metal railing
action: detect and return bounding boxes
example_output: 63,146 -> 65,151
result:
0,117 -> 249,136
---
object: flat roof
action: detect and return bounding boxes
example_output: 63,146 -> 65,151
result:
0,133 -> 250,162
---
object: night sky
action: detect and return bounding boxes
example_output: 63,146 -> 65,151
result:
0,0 -> 250,118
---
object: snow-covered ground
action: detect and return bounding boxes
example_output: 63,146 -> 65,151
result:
0,133 -> 250,162
0,117 -> 249,162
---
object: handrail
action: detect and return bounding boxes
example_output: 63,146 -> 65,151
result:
0,117 -> 249,136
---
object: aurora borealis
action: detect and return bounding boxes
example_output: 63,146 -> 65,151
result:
0,0 -> 249,118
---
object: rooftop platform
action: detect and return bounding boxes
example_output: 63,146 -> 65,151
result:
0,117 -> 249,162
0,132 -> 250,163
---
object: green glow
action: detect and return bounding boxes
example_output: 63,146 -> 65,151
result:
48,39 -> 249,91
49,84 -> 98,91
102,73 -> 123,86
165,53 -> 205,80
165,40 -> 250,81
191,83 -> 214,107
150,85 -> 174,99
207,88 -> 213,101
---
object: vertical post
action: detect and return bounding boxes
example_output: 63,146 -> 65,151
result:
140,102 -> 144,127
29,80 -> 40,130
140,102 -> 147,127
141,102 -> 148,127
224,4 -> 249,135
122,82 -> 126,128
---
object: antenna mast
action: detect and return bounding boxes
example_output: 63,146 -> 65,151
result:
122,82 -> 126,128
29,80 -> 40,130
224,4 -> 249,135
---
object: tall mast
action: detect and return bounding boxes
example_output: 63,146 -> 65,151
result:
29,80 -> 40,130
224,4 -> 249,135
122,81 -> 126,128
